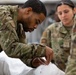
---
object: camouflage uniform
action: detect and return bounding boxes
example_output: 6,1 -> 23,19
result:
65,18 -> 76,75
40,21 -> 73,71
0,5 -> 46,67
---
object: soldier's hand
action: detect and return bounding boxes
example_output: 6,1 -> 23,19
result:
31,46 -> 53,68
45,46 -> 53,65
31,58 -> 46,68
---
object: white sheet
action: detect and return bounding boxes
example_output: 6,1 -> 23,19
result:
0,51 -> 32,75
0,51 -> 65,75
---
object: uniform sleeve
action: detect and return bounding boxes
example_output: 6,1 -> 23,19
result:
40,28 -> 51,47
0,7 -> 46,67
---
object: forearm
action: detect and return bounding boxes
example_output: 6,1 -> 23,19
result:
5,43 -> 46,67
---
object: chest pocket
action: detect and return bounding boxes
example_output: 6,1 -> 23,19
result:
59,33 -> 71,51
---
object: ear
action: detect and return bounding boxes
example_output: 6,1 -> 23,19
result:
25,7 -> 33,14
73,7 -> 76,14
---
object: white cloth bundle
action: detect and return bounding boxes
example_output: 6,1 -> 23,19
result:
33,62 -> 65,75
0,51 -> 65,75
0,51 -> 32,75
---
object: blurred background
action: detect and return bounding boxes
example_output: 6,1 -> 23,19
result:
0,0 -> 76,44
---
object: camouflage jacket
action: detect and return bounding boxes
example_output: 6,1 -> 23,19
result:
65,18 -> 76,75
40,21 -> 73,71
0,5 -> 46,67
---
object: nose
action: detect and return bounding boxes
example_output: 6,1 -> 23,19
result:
61,12 -> 65,18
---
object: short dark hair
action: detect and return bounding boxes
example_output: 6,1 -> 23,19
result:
21,0 -> 47,16
56,0 -> 75,11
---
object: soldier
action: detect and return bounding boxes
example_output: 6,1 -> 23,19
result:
0,0 -> 53,69
40,0 -> 76,74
